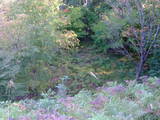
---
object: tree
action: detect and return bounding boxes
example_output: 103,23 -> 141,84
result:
103,0 -> 160,82
132,0 -> 160,82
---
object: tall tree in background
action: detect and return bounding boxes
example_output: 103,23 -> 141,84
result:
109,0 -> 160,82
132,0 -> 160,82
97,0 -> 160,82
63,0 -> 160,83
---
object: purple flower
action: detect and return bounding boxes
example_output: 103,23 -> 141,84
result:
37,113 -> 74,120
8,118 -> 15,120
103,85 -> 126,95
136,90 -> 144,95
58,97 -> 77,109
18,117 -> 31,120
156,79 -> 160,85
50,77 -> 59,83
90,96 -> 108,109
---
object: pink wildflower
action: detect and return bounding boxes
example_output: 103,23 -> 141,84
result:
103,85 -> 126,95
90,96 -> 108,109
59,97 -> 77,110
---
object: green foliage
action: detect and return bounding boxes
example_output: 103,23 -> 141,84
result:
137,113 -> 160,120
63,6 -> 98,40
63,7 -> 86,38
64,0 -> 84,6
16,46 -> 54,92
5,0 -> 80,96
91,4 -> 127,52
0,50 -> 20,101
147,49 -> 160,77
0,51 -> 19,81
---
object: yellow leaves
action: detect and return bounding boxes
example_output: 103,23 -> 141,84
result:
64,31 -> 77,38
122,27 -> 133,37
101,15 -> 109,21
56,31 -> 79,49
142,0 -> 160,9
119,57 -> 129,62
43,66 -> 49,71
95,5 -> 101,9
96,71 -> 113,75
59,16 -> 70,25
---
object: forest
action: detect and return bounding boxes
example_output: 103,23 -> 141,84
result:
0,0 -> 160,119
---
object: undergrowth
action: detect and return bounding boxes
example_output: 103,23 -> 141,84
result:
0,77 -> 160,120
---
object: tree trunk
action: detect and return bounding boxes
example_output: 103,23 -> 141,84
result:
136,57 -> 145,83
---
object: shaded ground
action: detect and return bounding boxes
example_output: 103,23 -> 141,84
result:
53,43 -> 135,94
71,44 -> 135,80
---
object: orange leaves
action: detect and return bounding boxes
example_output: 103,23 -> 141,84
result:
63,9 -> 70,13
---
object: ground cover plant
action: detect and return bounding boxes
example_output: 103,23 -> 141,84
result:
0,77 -> 160,120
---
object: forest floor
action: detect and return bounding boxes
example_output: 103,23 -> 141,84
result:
72,43 -> 135,80
53,42 -> 135,94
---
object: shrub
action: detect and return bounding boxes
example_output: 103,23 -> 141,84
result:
92,19 -> 124,52
5,0 -> 80,97
63,6 -> 98,41
147,49 -> 160,77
